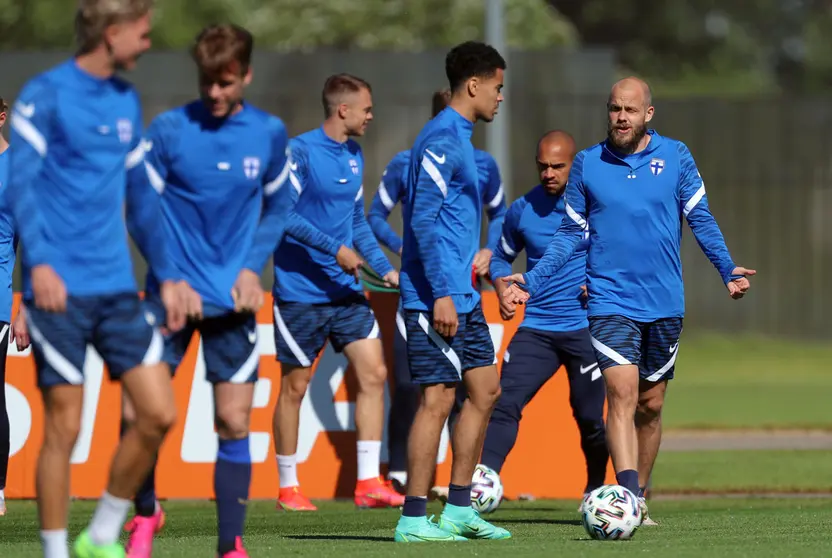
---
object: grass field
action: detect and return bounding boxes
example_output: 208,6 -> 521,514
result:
3,498 -> 831,557
662,333 -> 832,430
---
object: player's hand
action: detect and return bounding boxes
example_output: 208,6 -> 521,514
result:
433,296 -> 458,337
160,280 -> 187,333
383,270 -> 399,288
499,274 -> 531,305
31,264 -> 67,313
232,269 -> 265,313
727,266 -> 756,299
494,277 -> 516,321
336,245 -> 364,282
177,280 -> 203,322
473,248 -> 493,278
580,285 -> 588,300
11,305 -> 30,350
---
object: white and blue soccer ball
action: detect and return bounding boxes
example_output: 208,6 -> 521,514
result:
470,464 -> 504,514
581,484 -> 642,540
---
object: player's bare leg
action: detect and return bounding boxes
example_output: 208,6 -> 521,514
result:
449,365 -> 501,489
407,383 -> 457,500
634,379 -> 667,526
214,382 -> 256,555
601,365 -> 641,494
272,365 -> 317,510
37,385 -> 84,557
344,338 -> 404,508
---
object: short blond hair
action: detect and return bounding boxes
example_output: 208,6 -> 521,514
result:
75,0 -> 153,53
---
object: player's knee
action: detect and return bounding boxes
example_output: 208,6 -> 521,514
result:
280,372 -> 312,405
43,412 -> 82,454
358,362 -> 387,394
136,405 -> 177,442
636,396 -> 664,423
604,379 -> 638,412
420,384 -> 456,419
468,376 -> 502,411
215,407 -> 251,440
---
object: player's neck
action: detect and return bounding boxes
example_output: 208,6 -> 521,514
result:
322,118 -> 349,144
75,46 -> 116,79
0,137 -> 8,154
448,98 -> 476,123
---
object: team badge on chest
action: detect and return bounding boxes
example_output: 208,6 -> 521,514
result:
349,159 -> 359,175
116,118 -> 132,144
243,156 -> 261,179
650,158 -> 665,176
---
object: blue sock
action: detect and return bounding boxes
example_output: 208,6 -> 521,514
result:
615,469 -> 640,496
121,417 -> 157,517
215,437 -> 251,555
402,496 -> 427,518
638,486 -> 646,498
448,484 -> 471,508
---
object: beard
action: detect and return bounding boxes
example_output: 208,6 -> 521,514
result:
607,121 -> 647,155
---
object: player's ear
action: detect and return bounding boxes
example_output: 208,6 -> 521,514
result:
242,67 -> 253,87
644,105 -> 655,123
467,76 -> 479,98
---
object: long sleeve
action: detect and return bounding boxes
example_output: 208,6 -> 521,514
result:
7,81 -> 58,268
411,136 -> 462,300
126,109 -> 179,284
489,200 -> 525,281
244,118 -> 294,272
480,153 -> 507,251
522,153 -> 587,296
352,186 -> 395,276
677,142 -> 738,283
367,160 -> 405,254
282,142 -> 342,256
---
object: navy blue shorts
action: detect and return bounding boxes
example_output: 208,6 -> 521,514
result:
404,302 -> 496,385
145,295 -> 259,384
272,294 -> 379,368
26,294 -> 163,389
588,316 -> 683,382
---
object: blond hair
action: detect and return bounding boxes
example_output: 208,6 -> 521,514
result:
75,0 -> 153,53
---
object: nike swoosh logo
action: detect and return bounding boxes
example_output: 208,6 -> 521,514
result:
141,139 -> 153,152
425,148 -> 445,164
248,330 -> 257,344
289,161 -> 298,171
16,102 -> 35,118
669,343 -> 678,353
579,363 -> 598,375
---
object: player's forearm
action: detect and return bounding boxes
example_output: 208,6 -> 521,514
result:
489,246 -> 515,283
353,207 -> 395,276
283,211 -> 342,256
6,155 -> 53,267
367,203 -> 403,254
687,210 -> 737,281
522,228 -> 582,295
125,169 -> 180,284
485,213 -> 506,252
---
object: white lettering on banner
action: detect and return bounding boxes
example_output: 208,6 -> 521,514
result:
4,321 -> 505,467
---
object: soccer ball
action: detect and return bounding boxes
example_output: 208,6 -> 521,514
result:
470,464 -> 503,513
581,485 -> 642,540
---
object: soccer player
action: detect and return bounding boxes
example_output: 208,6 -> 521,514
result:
120,24 -> 293,558
500,77 -> 755,524
485,130 -> 608,507
0,96 -> 13,517
368,88 -> 507,492
272,74 -> 403,511
394,41 -> 511,543
6,1 -> 186,556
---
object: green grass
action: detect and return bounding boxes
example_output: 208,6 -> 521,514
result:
652,450 -> 832,494
3,499 -> 832,557
664,333 -> 832,430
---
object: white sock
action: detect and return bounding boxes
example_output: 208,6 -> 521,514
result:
388,471 -> 407,485
277,454 -> 299,488
88,491 -> 131,546
40,529 -> 69,558
0,488 -> 4,499
357,440 -> 381,481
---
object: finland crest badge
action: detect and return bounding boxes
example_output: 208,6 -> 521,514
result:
649,158 -> 665,176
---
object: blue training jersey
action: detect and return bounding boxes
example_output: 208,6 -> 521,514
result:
368,148 -> 507,255
490,185 -> 588,332
0,149 -> 16,323
524,130 -> 737,321
7,59 -> 176,298
274,127 -> 394,304
142,101 -> 293,315
400,107 -> 482,313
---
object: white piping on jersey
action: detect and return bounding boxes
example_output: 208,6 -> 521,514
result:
683,184 -> 706,217
377,180 -> 395,210
12,113 -> 47,157
421,156 -> 447,198
486,184 -> 505,209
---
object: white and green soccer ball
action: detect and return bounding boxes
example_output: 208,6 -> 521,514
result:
470,464 -> 504,514
581,484 -> 642,540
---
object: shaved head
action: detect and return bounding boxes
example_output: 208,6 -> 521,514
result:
536,129 -> 577,195
607,76 -> 654,155
609,77 -> 652,109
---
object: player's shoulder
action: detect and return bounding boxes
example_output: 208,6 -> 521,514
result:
474,148 -> 498,169
345,138 -> 363,158
242,103 -> 288,137
15,62 -> 67,106
514,185 -> 545,213
655,132 -> 693,159
387,149 -> 411,171
147,104 -> 189,138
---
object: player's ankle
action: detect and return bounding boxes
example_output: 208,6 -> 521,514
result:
401,495 -> 427,517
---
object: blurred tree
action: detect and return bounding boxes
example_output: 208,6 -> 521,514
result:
0,0 -> 575,50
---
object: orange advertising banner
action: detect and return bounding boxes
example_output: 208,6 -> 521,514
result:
4,292 -> 610,501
